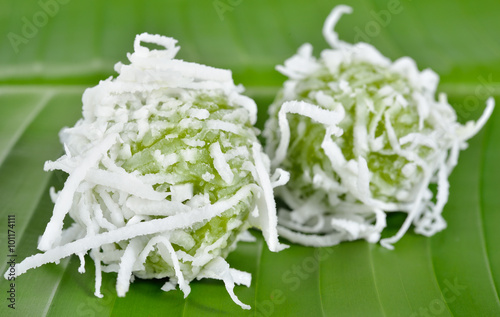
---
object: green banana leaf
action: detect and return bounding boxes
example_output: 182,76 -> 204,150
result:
1,0 -> 499,316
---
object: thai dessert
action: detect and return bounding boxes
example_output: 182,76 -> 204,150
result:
7,33 -> 288,309
264,5 -> 494,249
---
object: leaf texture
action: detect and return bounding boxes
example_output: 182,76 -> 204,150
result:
0,1 -> 499,316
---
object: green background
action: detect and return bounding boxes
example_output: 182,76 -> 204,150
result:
0,0 -> 499,316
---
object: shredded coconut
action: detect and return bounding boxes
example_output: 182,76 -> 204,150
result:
6,32 -> 286,309
264,5 -> 495,249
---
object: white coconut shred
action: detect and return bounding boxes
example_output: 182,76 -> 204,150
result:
264,5 -> 495,249
5,32 -> 289,309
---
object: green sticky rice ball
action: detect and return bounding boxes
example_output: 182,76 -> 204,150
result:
265,60 -> 442,208
98,89 -> 259,279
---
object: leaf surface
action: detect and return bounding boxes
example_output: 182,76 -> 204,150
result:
0,1 -> 499,316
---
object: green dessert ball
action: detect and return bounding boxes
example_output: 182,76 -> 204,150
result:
13,33 -> 287,310
264,5 -> 494,249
